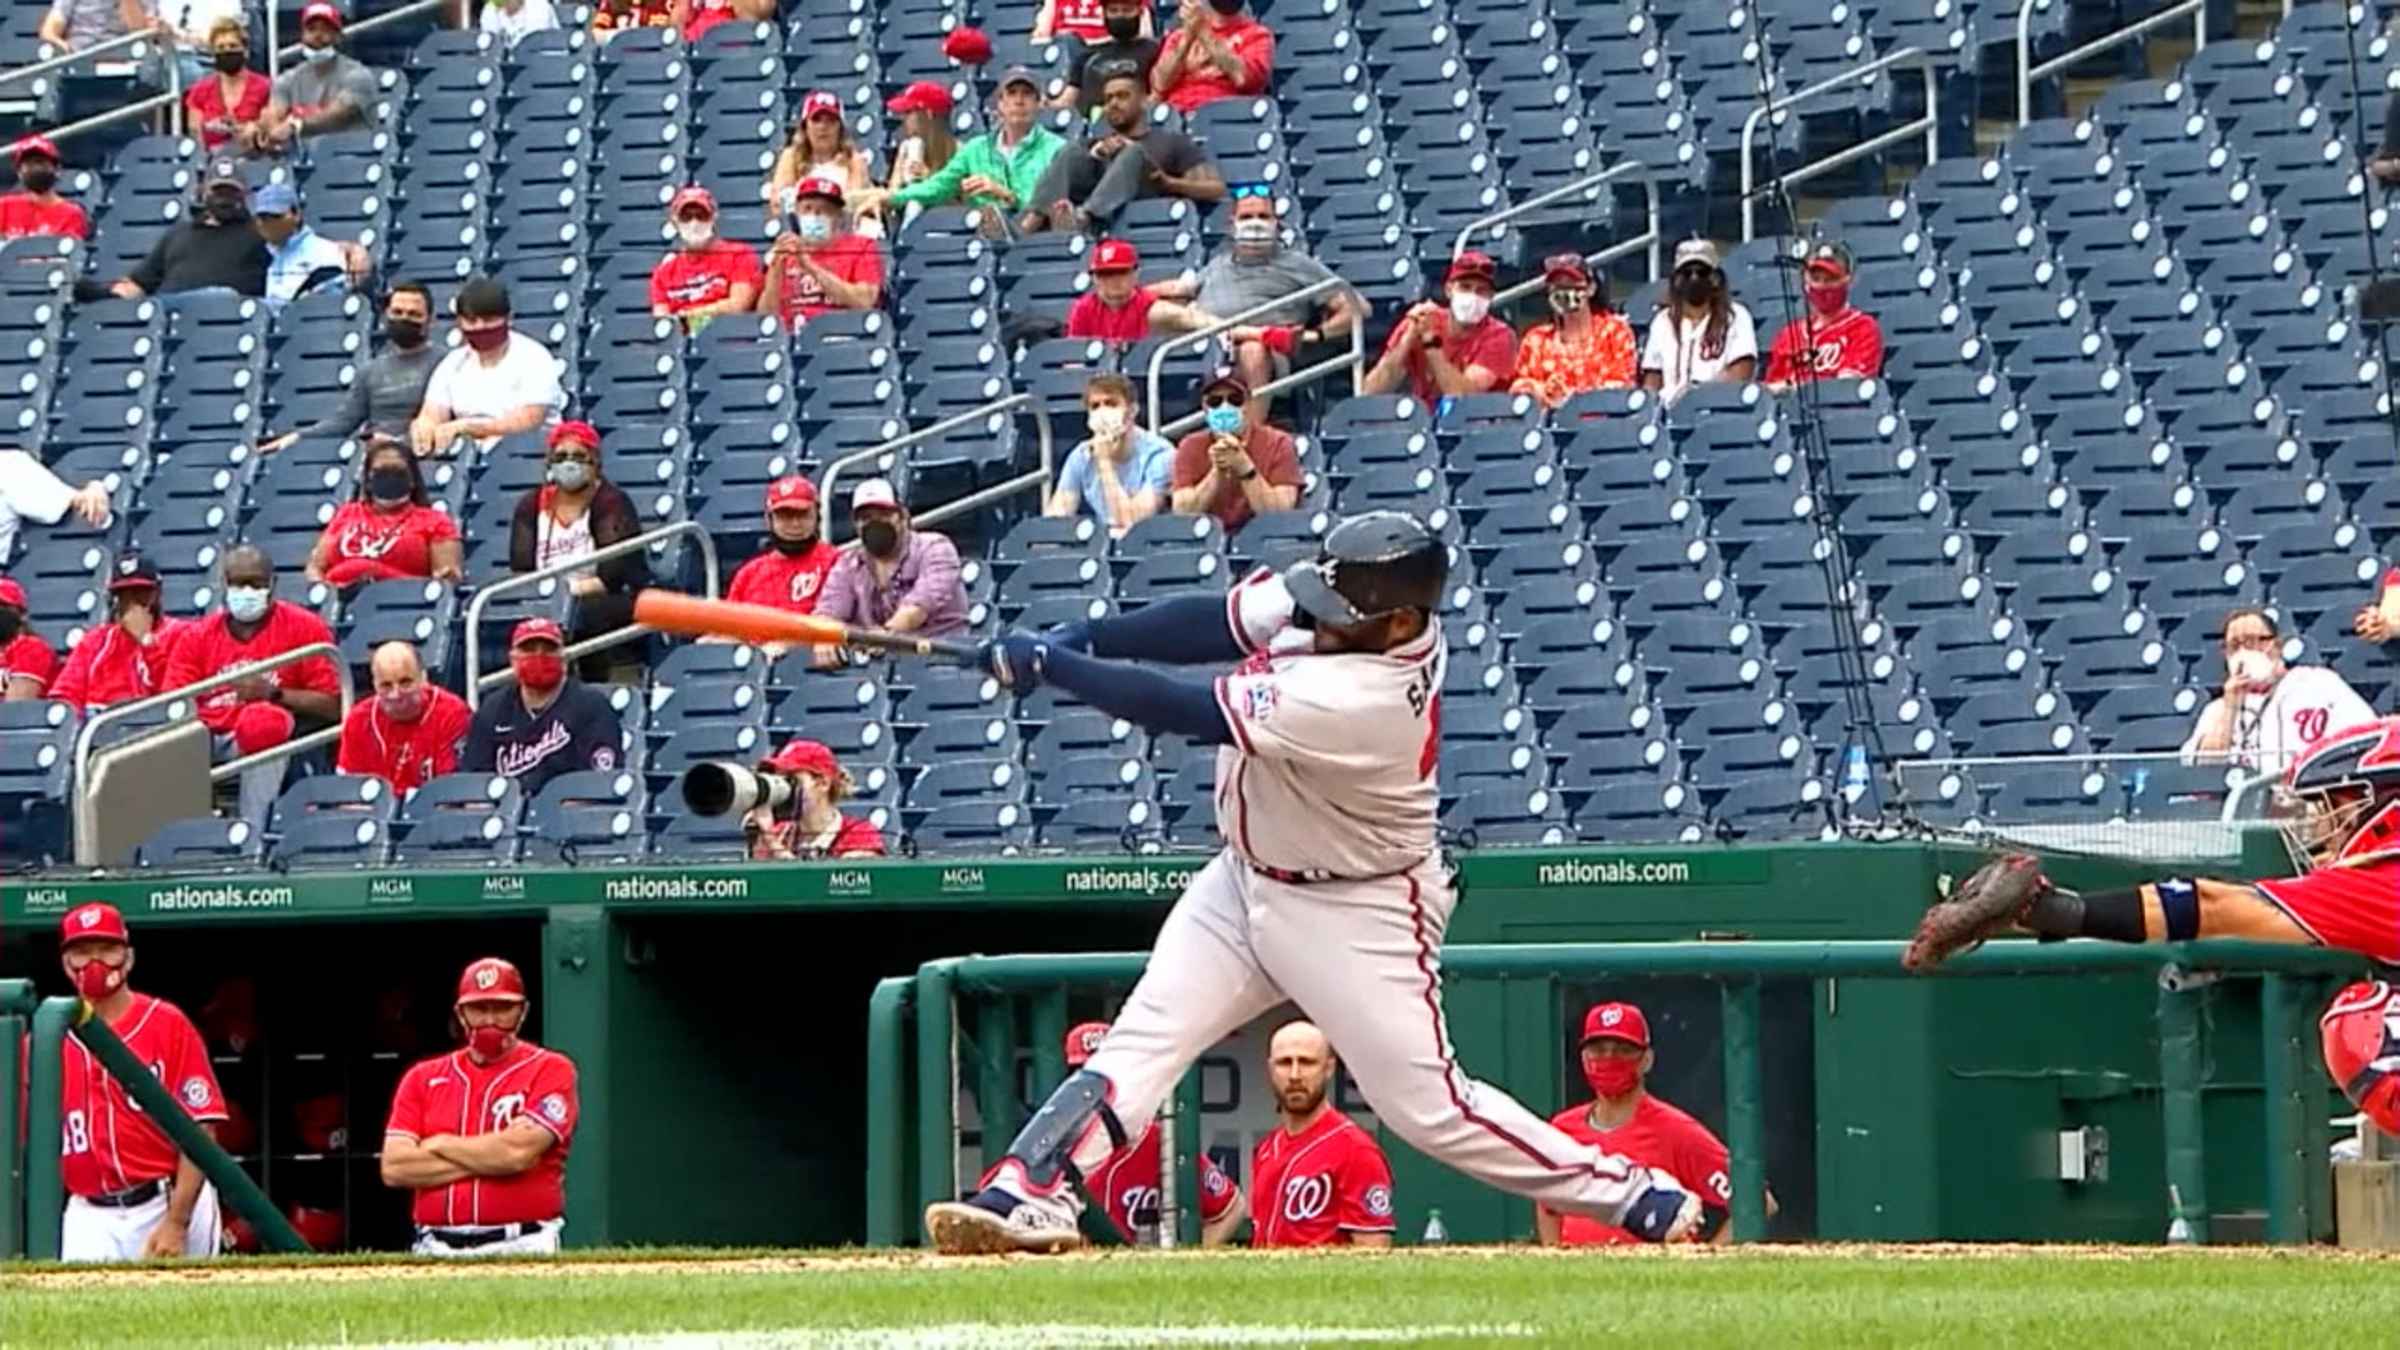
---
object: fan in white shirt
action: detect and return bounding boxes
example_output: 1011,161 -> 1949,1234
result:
1639,239 -> 1758,405
0,450 -> 113,562
408,275 -> 565,457
2181,606 -> 2377,776
478,0 -> 559,48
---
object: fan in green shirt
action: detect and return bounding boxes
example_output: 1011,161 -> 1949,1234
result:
854,66 -> 1065,220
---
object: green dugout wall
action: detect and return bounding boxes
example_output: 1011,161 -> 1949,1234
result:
0,838 -> 2356,1250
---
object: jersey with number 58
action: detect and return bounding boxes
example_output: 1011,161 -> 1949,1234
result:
55,994 -> 227,1199
1211,568 -> 1447,879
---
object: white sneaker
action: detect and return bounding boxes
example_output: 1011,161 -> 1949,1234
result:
925,1186 -> 1085,1255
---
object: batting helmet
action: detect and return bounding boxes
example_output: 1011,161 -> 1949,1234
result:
1064,1020 -> 1110,1067
2279,718 -> 2400,868
2322,980 -> 2400,1134
285,1204 -> 345,1252
456,957 -> 527,1005
1281,511 -> 1448,630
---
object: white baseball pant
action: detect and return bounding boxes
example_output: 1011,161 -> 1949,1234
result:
1070,851 -> 1657,1220
412,1219 -> 564,1257
61,1183 -> 222,1262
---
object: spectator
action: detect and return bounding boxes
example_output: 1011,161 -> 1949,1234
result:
248,3 -> 381,154
758,177 -> 884,329
100,168 -> 266,301
36,0 -> 135,63
0,578 -> 57,700
462,618 -> 625,794
1020,71 -> 1220,237
854,67 -> 1065,226
139,0 -> 241,93
880,81 -> 959,197
334,640 -> 471,793
1057,0 -> 1158,112
265,280 -> 440,451
1248,1020 -> 1393,1249
813,477 -> 969,665
53,554 -> 184,710
1060,1020 -> 1245,1246
1064,238 -> 1203,341
1169,369 -> 1299,532
1203,187 -> 1361,425
768,91 -> 873,217
1149,0 -> 1271,115
2354,568 -> 2400,649
1510,252 -> 1638,409
1538,1002 -> 1749,1246
1360,249 -> 1516,405
1046,372 -> 1173,534
253,182 -> 367,312
744,737 -> 886,859
720,476 -> 839,643
1763,241 -> 1883,392
509,421 -> 651,662
1035,0 -> 1148,43
648,186 -> 763,331
2372,86 -> 2400,187
0,136 -> 88,241
410,274 -> 565,455
0,446 -> 111,562
2182,606 -> 2374,775
673,0 -> 770,43
1640,239 -> 1757,405
478,0 -> 559,49
184,19 -> 271,155
305,444 -> 463,587
590,0 -> 672,38
164,543 -> 342,822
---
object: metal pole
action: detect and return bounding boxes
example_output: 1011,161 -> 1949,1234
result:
461,520 -> 719,704
0,29 -> 163,90
2019,0 -> 2205,126
165,30 -> 181,139
864,975 -> 913,1247
1027,988 -> 1069,1098
909,405 -> 1057,532
913,958 -> 960,1238
817,392 -> 1031,533
2157,977 -> 2212,1244
1741,48 -> 1929,241
26,996 -> 70,1260
1170,1066 -> 1203,1247
0,1013 -> 21,1259
1144,275 -> 1346,431
2258,973 -> 2309,1245
1451,160 -> 1640,262
1155,346 -> 1370,441
1721,978 -> 1767,1241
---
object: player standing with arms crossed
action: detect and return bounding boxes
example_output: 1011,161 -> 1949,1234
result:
52,902 -> 230,1261
924,510 -> 1701,1252
1062,1020 -> 1245,1245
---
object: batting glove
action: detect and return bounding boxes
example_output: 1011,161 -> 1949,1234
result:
980,631 -> 1051,691
1621,1173 -> 1703,1243
1044,619 -> 1097,654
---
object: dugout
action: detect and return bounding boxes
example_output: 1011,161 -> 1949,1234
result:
0,837 -> 2359,1252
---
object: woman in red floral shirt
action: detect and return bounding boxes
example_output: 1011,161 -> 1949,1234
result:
1510,253 -> 1639,410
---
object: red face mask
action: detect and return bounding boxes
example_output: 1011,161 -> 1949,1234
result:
512,651 -> 565,693
379,685 -> 429,723
1584,1056 -> 1642,1099
462,324 -> 510,352
468,1024 -> 513,1059
1805,280 -> 1849,317
75,957 -> 126,1002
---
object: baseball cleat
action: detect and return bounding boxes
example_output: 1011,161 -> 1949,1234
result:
1904,851 -> 2050,973
925,1189 -> 1085,1255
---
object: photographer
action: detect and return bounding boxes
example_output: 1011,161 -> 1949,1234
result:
744,738 -> 885,860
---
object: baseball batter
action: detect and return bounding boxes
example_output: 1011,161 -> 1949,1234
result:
1061,1021 -> 1245,1245
925,511 -> 1701,1253
52,902 -> 228,1262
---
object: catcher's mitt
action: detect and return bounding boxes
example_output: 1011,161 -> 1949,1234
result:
1903,851 -> 2051,972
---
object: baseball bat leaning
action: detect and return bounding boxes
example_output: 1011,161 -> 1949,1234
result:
632,590 -> 983,664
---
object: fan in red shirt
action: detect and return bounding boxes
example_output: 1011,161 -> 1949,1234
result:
1361,250 -> 1518,406
0,576 -> 58,699
745,737 -> 887,859
1764,241 -> 1884,391
305,445 -> 464,589
52,554 -> 186,711
721,475 -> 840,635
165,544 -> 344,819
335,640 -> 473,793
1061,1020 -> 1246,1245
649,186 -> 764,330
51,903 -> 230,1262
1538,1002 -> 1757,1246
380,958 -> 580,1257
1151,0 -> 1273,113
1247,1020 -> 1395,1247
761,176 -> 885,329
0,137 -> 89,241
1065,237 -> 1163,342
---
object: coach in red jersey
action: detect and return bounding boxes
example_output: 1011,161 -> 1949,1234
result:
1763,241 -> 1883,392
0,576 -> 58,699
720,476 -> 839,643
381,957 -> 579,1256
1538,1002 -> 1762,1245
165,544 -> 343,821
1061,1021 -> 1243,1245
0,136 -> 88,241
335,640 -> 472,793
53,903 -> 229,1262
52,554 -> 185,711
1247,1020 -> 1394,1247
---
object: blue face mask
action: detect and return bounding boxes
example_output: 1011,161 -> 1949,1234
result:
797,213 -> 834,243
225,585 -> 271,623
304,44 -> 337,63
1204,405 -> 1244,437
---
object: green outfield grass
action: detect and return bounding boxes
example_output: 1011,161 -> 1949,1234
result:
5,1246 -> 2392,1348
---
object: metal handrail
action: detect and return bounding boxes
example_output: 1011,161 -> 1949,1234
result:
1493,179 -> 1665,307
1144,274 -> 1353,431
1451,160 -> 1642,262
0,29 -> 159,90
71,639 -> 354,824
912,405 -> 1058,531
818,393 -> 1034,538
1741,46 -> 1945,241
1153,332 -> 1368,441
464,520 -> 720,704
2018,0 -> 2205,127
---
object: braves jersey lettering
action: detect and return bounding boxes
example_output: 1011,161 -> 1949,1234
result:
54,995 -> 226,1197
1542,1094 -> 1732,1246
1082,1119 -> 1238,1242
384,1042 -> 579,1227
1247,1109 -> 1394,1247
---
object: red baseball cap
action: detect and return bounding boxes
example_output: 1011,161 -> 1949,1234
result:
12,135 -> 59,163
1064,1020 -> 1109,1066
1089,238 -> 1138,273
456,957 -> 528,1005
0,577 -> 26,609
668,185 -> 717,220
300,1 -> 343,27
1542,252 -> 1593,287
801,89 -> 841,121
766,475 -> 818,511
1198,368 -> 1250,403
61,902 -> 129,945
1580,1001 -> 1650,1048
941,26 -> 992,65
791,175 -> 846,208
886,80 -> 955,116
511,617 -> 565,648
764,738 -> 840,779
548,420 -> 601,453
1446,250 -> 1498,286
232,701 -> 296,755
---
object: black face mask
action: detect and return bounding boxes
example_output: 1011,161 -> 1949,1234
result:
772,532 -> 819,556
366,466 -> 412,505
0,609 -> 23,642
1104,12 -> 1141,39
859,520 -> 901,558
204,192 -> 248,225
18,165 -> 56,195
212,48 -> 245,73
383,316 -> 426,349
1673,271 -> 1715,305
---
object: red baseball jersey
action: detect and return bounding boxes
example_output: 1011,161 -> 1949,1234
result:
2256,859 -> 2400,963
1083,1119 -> 1240,1243
1764,309 -> 1884,386
50,617 -> 185,710
723,542 -> 840,615
774,235 -> 885,325
318,501 -> 460,583
1542,1093 -> 1731,1245
335,685 -> 474,792
1048,0 -> 1108,40
1248,1108 -> 1394,1247
0,630 -> 58,694
650,238 -> 765,317
164,602 -> 339,734
58,994 -> 227,1197
384,1041 -> 579,1227
1065,289 -> 1156,343
0,192 -> 89,240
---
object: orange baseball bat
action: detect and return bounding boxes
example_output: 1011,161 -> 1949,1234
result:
632,590 -> 982,663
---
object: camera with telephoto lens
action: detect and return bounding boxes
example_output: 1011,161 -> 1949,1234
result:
683,762 -> 796,819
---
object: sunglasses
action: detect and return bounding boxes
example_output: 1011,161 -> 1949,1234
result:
1227,182 -> 1274,200
1200,394 -> 1242,409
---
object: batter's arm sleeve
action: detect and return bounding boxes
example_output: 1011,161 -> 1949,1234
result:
1038,644 -> 1232,744
1080,592 -> 1245,664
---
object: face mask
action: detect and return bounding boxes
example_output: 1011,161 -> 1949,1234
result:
19,165 -> 55,194
225,585 -> 271,623
1204,405 -> 1244,437
512,650 -> 565,693
1232,218 -> 1277,253
204,192 -> 247,224
0,610 -> 22,643
75,957 -> 126,1002
772,531 -> 819,556
378,685 -> 428,723
1087,404 -> 1127,438
797,213 -> 834,244
383,316 -> 426,349
1584,1057 -> 1642,1098
1549,289 -> 1587,316
462,323 -> 509,352
213,48 -> 245,73
366,465 -> 412,505
1674,270 -> 1715,305
2230,647 -> 2279,687
859,520 -> 901,557
676,218 -> 714,248
548,459 -> 593,493
1449,290 -> 1491,326
467,1024 -> 513,1059
304,44 -> 337,63
1105,12 -> 1140,39
1805,281 -> 1849,316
